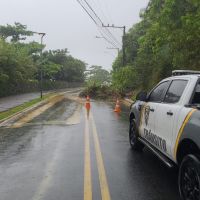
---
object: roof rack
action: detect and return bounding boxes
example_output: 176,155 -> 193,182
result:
172,70 -> 200,76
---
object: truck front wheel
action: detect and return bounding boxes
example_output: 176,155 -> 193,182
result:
179,154 -> 200,200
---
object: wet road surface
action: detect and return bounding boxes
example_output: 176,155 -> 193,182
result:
0,88 -> 82,112
0,92 -> 49,112
0,95 -> 180,200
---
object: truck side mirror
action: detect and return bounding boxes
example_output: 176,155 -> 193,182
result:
136,91 -> 147,101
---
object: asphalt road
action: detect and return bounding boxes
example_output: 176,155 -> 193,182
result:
0,92 -> 180,200
0,88 -> 82,112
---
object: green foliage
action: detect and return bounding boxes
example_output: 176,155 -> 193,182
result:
112,0 -> 200,91
112,66 -> 138,92
86,65 -> 110,86
80,84 -> 121,100
42,50 -> 86,82
0,23 -> 86,97
82,66 -> 113,99
0,22 -> 33,42
0,38 -> 36,83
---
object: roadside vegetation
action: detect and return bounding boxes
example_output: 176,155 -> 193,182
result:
0,23 -> 86,97
80,65 -> 122,99
0,93 -> 54,121
1,0 -> 200,101
112,0 -> 200,93
82,0 -> 200,100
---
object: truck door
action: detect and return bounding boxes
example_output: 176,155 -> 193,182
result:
140,81 -> 170,144
155,80 -> 188,158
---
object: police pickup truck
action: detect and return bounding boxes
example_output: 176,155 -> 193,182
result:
129,70 -> 200,200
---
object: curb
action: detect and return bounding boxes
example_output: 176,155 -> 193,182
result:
0,93 -> 62,127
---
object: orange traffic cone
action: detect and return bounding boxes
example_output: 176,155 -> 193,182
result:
85,95 -> 91,110
114,99 -> 121,113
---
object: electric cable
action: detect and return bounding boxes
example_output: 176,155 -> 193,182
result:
79,0 -> 121,47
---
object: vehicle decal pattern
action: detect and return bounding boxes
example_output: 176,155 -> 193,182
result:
174,109 -> 197,159
138,103 -> 148,134
144,106 -> 150,126
144,128 -> 167,152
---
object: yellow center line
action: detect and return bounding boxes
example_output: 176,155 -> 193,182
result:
90,113 -> 111,200
84,112 -> 92,200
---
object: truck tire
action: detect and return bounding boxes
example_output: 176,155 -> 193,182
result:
129,118 -> 144,151
179,154 -> 200,200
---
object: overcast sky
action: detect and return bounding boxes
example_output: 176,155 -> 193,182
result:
0,0 -> 149,70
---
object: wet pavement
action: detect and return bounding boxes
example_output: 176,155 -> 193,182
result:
0,92 -> 49,112
0,93 -> 180,200
0,88 -> 82,112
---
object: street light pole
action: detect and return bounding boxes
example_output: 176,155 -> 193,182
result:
38,33 -> 46,99
33,32 -> 46,99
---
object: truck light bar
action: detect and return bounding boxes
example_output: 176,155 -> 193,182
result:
172,70 -> 200,76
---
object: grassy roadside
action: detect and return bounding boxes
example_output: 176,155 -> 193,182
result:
0,93 -> 55,121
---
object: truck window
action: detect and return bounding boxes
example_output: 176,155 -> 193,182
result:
192,82 -> 200,104
148,81 -> 170,103
164,80 -> 188,103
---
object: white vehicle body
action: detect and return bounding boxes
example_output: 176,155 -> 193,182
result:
129,72 -> 200,200
130,74 -> 200,164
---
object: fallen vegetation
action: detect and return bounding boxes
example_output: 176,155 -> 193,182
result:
79,84 -> 124,100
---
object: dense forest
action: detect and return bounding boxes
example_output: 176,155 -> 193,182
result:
0,23 -> 86,97
112,0 -> 200,92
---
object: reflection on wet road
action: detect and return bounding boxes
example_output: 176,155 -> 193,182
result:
0,97 -> 180,200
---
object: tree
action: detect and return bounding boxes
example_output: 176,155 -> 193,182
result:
0,22 -> 33,42
112,0 -> 200,91
0,22 -> 87,97
86,66 -> 110,86
112,66 -> 137,92
42,49 -> 86,82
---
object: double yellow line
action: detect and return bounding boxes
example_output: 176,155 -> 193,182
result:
84,111 -> 111,200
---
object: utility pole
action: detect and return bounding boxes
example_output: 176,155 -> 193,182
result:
102,24 -> 126,66
33,32 -> 46,99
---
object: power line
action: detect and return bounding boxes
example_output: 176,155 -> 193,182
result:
104,51 -> 116,58
103,24 -> 126,66
77,0 -> 121,48
82,0 -> 103,25
77,0 -> 117,47
76,0 -> 98,25
93,0 -> 111,25
93,0 -> 122,40
97,27 -> 118,48
82,0 -> 121,46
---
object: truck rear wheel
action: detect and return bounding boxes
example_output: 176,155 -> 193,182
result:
179,154 -> 200,200
129,118 -> 144,151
